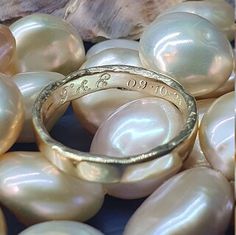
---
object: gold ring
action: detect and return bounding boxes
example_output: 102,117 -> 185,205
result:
32,65 -> 198,183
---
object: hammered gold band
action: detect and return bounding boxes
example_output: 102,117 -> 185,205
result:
32,65 -> 198,183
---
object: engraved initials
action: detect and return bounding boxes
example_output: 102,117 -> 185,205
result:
96,73 -> 111,88
60,83 -> 74,104
76,80 -> 90,93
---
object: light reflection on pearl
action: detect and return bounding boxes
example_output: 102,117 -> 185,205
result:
0,73 -> 24,155
0,24 -> 16,74
139,12 -> 234,97
124,167 -> 234,235
0,152 -> 104,225
199,92 -> 234,180
86,39 -> 139,58
91,97 -> 184,198
10,13 -> 85,75
162,0 -> 235,41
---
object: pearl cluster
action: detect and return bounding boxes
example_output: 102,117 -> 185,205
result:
0,0 -> 234,234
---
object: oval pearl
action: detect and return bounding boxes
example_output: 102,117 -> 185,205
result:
19,221 -> 104,235
86,39 -> 139,58
139,12 -> 234,97
90,97 -> 184,199
199,92 -> 234,180
0,24 -> 16,74
13,71 -> 67,143
162,1 -> 235,41
183,98 -> 215,169
0,74 -> 24,155
10,13 -> 85,75
124,167 -> 234,235
0,209 -> 6,235
72,48 -> 145,133
0,152 -> 104,225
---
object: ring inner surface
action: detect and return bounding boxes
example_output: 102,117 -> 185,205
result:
41,72 -> 188,127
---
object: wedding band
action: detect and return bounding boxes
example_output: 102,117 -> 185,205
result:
32,65 -> 198,183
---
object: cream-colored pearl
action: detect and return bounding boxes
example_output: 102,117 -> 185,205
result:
73,89 -> 146,134
19,221 -> 104,235
72,48 -> 145,133
162,0 -> 235,41
0,152 -> 104,225
139,12 -> 234,97
199,70 -> 235,99
13,71 -> 67,143
124,167 -> 234,235
81,48 -> 142,69
91,97 -> 184,199
0,209 -> 6,235
86,39 -> 139,58
10,13 -> 85,75
199,92 -> 234,180
183,98 -> 215,169
0,74 -> 24,155
0,24 -> 16,74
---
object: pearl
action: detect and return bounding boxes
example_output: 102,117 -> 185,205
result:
183,98 -> 215,169
139,12 -> 234,97
19,221 -> 104,235
13,71 -> 68,143
162,0 -> 235,41
10,13 -> 85,75
90,97 -> 184,199
199,92 -> 234,180
81,48 -> 142,69
0,152 -> 104,225
72,48 -> 145,133
124,167 -> 234,235
0,24 -> 16,74
86,39 -> 139,58
0,209 -> 6,235
0,73 -> 24,155
199,70 -> 235,99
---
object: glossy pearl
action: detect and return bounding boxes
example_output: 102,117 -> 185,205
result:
139,12 -> 234,97
162,1 -> 235,41
199,92 -> 234,180
0,209 -> 6,235
199,70 -> 235,99
124,167 -> 234,235
72,48 -> 145,133
0,152 -> 104,225
19,221 -> 104,235
0,24 -> 16,74
81,48 -> 142,69
91,97 -> 184,199
10,13 -> 85,75
86,39 -> 139,58
13,71 -> 67,143
0,74 -> 24,155
183,98 -> 215,169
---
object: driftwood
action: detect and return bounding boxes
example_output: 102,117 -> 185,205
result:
0,0 -> 234,41
0,0 -> 68,22
0,0 -> 183,41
